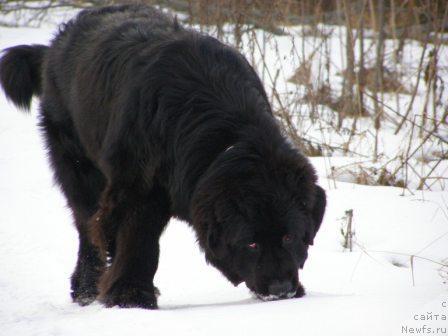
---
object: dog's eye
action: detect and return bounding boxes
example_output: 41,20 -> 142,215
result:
247,242 -> 259,251
283,234 -> 294,244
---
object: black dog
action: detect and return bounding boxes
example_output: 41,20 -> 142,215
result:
0,5 -> 326,309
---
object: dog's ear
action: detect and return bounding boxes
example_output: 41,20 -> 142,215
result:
207,222 -> 226,258
308,185 -> 326,245
206,221 -> 243,286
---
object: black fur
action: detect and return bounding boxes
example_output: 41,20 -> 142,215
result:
0,5 -> 326,308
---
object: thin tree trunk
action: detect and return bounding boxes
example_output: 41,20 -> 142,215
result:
373,0 -> 385,162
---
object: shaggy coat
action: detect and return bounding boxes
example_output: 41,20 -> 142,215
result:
0,5 -> 326,309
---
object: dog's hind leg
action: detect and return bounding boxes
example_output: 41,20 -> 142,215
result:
90,182 -> 170,309
70,208 -> 106,306
40,107 -> 106,306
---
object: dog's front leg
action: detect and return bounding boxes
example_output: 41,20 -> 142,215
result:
90,183 -> 170,309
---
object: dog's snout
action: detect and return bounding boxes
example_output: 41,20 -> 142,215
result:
268,280 -> 293,297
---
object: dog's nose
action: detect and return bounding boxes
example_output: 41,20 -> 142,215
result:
268,280 -> 293,297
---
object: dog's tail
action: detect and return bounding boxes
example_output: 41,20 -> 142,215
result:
0,44 -> 48,111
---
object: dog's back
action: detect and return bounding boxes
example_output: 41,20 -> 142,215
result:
48,4 -> 177,93
42,5 -> 181,157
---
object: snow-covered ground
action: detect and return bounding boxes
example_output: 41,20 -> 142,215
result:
0,12 -> 447,336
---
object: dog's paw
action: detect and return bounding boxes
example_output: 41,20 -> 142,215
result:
71,290 -> 97,306
70,274 -> 99,306
294,283 -> 305,298
100,282 -> 158,309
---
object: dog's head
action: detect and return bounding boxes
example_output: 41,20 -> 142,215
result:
191,137 -> 326,300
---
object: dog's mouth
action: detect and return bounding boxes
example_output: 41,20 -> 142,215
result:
248,280 -> 305,301
253,291 -> 297,301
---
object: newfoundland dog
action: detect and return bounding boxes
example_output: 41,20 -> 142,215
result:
0,5 -> 326,309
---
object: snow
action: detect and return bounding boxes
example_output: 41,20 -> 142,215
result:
0,14 -> 447,336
